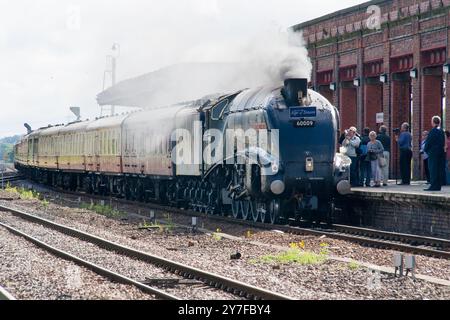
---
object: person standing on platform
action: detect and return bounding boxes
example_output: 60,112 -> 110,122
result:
342,127 -> 361,187
367,131 -> 385,188
359,128 -> 371,187
424,116 -> 445,192
377,125 -> 391,186
440,131 -> 447,187
396,123 -> 412,185
420,131 -> 430,184
446,131 -> 450,185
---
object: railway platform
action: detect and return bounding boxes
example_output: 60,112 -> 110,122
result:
352,181 -> 450,202
343,181 -> 450,240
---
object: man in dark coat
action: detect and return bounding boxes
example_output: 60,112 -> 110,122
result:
359,128 -> 371,187
424,116 -> 446,191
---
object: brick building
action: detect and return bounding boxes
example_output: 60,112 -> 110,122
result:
292,0 -> 450,180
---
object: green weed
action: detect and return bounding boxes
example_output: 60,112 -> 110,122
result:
5,185 -> 40,200
257,248 -> 328,266
348,261 -> 360,270
80,202 -> 123,218
212,228 -> 223,241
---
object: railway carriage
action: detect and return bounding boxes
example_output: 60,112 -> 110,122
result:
38,125 -> 64,170
84,115 -> 125,175
15,78 -> 351,225
58,121 -> 90,172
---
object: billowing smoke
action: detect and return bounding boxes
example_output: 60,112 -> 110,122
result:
230,29 -> 312,85
98,29 -> 312,108
183,28 -> 312,85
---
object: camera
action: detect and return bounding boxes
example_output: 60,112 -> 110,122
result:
393,128 -> 401,135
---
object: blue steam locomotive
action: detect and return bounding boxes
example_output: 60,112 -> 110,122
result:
15,78 -> 350,225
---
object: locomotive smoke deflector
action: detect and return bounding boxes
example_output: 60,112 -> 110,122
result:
24,123 -> 32,134
282,78 -> 308,107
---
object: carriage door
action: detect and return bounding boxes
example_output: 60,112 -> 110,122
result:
33,138 -> 39,165
95,131 -> 101,172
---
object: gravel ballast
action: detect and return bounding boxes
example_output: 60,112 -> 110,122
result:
0,226 -> 156,300
0,211 -> 242,300
1,185 -> 450,300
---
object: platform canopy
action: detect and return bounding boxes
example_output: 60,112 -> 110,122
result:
96,62 -> 268,109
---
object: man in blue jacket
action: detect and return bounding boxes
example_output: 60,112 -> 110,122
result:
396,123 -> 412,185
424,116 -> 446,191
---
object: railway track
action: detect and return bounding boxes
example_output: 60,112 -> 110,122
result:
0,285 -> 16,300
7,180 -> 450,260
59,189 -> 450,260
0,220 -> 178,300
60,190 -> 450,259
0,203 -> 293,301
133,207 -> 450,260
0,174 -> 23,184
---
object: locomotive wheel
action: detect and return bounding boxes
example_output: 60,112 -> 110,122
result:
260,208 -> 267,223
250,200 -> 259,222
253,201 -> 268,223
242,201 -> 251,221
231,199 -> 241,219
269,199 -> 281,225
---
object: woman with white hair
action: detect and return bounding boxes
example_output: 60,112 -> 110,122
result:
367,131 -> 385,187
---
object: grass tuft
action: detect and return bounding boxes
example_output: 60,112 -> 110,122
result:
80,202 -> 123,218
5,184 -> 40,200
348,261 -> 360,270
257,248 -> 328,265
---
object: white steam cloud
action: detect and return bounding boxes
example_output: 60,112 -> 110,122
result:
99,29 -> 312,108
183,28 -> 312,85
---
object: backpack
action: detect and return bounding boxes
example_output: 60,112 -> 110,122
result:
360,144 -> 368,156
355,146 -> 363,156
356,136 -> 369,157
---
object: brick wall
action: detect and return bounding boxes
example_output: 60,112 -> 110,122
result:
340,86 -> 358,130
319,86 -> 334,105
338,193 -> 450,239
422,73 -> 443,128
364,83 -> 384,130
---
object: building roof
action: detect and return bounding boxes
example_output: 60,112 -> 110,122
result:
291,0 -> 390,31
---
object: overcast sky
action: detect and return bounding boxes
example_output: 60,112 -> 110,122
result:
0,0 -> 366,137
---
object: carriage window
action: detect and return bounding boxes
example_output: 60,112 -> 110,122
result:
111,131 -> 116,155
34,139 -> 38,155
77,134 -> 80,155
78,134 -> 81,155
70,135 -> 73,155
110,131 -> 113,155
75,134 -> 78,155
103,131 -> 107,155
107,131 -> 111,155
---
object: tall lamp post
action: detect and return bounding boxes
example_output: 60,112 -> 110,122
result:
111,43 -> 120,116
